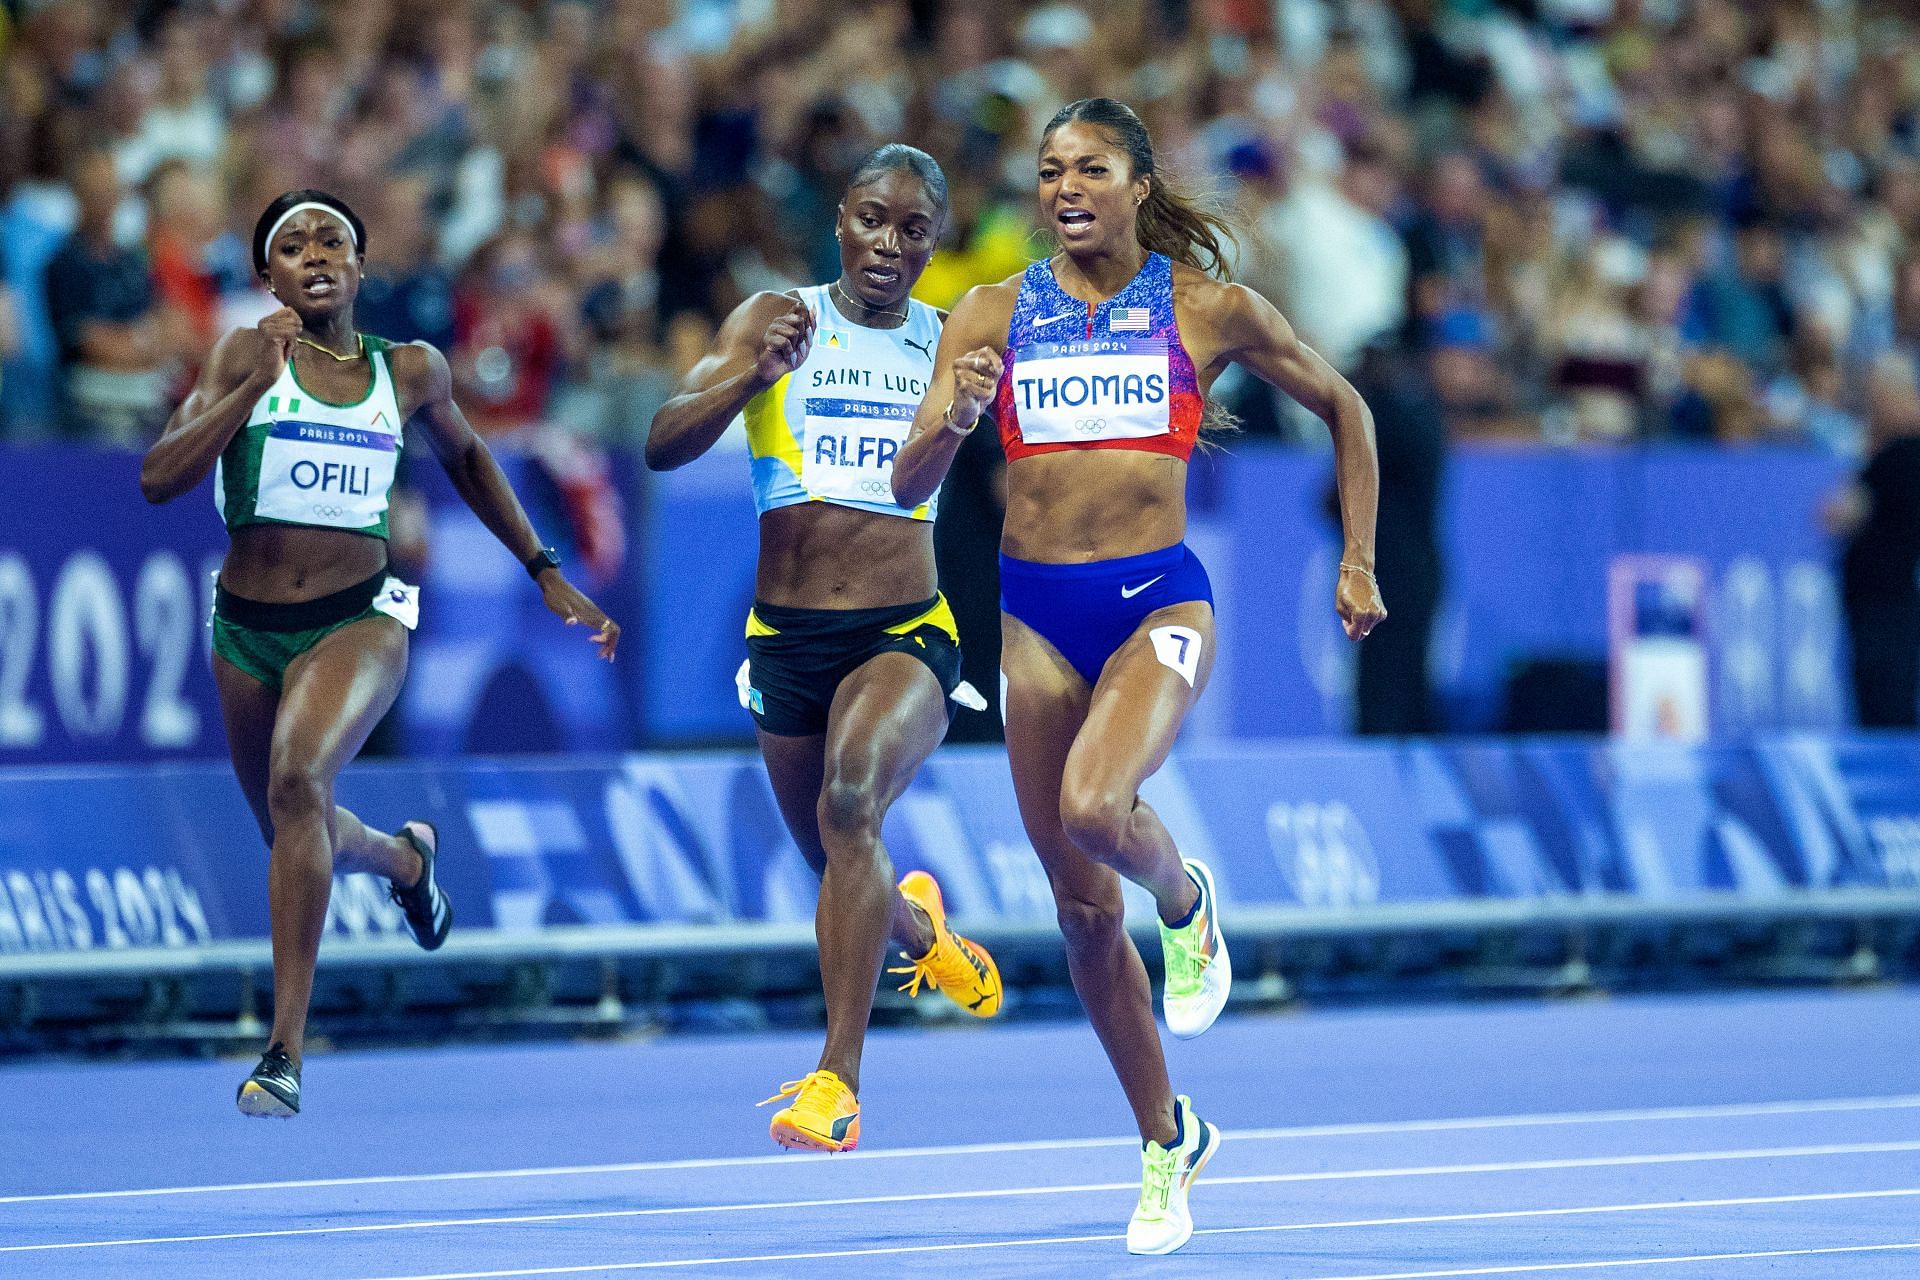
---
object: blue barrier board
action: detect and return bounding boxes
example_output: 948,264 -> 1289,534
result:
1,738 -> 1915,956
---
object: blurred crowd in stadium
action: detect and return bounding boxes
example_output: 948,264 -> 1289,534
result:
2,0 -> 1920,456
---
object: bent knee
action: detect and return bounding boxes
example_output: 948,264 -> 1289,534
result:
1054,891 -> 1127,952
1058,781 -> 1135,861
265,763 -> 329,827
817,771 -> 883,841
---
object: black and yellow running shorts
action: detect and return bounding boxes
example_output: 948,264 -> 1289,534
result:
211,568 -> 419,691
742,594 -> 963,737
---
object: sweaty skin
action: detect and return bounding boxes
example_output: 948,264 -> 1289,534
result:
142,205 -> 617,1068
648,166 -> 961,1094
895,120 -> 1386,1144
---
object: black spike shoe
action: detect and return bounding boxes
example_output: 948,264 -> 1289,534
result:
391,821 -> 452,951
237,1042 -> 301,1118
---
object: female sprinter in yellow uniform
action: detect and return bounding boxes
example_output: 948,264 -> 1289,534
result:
648,146 -> 1001,1153
142,190 -> 618,1116
894,101 -> 1387,1252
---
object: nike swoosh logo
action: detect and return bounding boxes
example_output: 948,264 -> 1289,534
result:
1034,313 -> 1075,328
1120,575 -> 1166,599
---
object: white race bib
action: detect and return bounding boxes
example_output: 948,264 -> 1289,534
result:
1010,337 -> 1171,444
800,397 -> 915,506
254,419 -> 399,529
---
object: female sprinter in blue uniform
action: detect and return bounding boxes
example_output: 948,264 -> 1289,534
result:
141,191 -> 619,1116
647,146 -> 1002,1153
894,100 -> 1387,1253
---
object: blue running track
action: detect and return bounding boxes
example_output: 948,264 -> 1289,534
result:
3,988 -> 1918,1278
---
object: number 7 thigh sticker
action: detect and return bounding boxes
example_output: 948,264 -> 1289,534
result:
1149,625 -> 1203,687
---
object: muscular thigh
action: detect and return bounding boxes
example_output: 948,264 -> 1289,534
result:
822,650 -> 949,805
1000,612 -> 1120,908
214,653 -> 280,842
1064,600 -> 1215,800
269,616 -> 409,784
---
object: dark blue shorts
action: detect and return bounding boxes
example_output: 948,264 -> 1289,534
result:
999,542 -> 1213,686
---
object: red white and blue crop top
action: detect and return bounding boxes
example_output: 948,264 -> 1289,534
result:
991,252 -> 1203,464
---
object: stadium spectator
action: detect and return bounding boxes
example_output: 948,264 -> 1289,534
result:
4,0 -> 1918,455
117,9 -> 226,187
1831,352 -> 1920,728
146,161 -> 238,379
1347,341 -> 1447,736
356,173 -> 459,352
1402,151 -> 1492,348
1253,133 -> 1409,376
44,146 -> 173,445
450,230 -> 569,436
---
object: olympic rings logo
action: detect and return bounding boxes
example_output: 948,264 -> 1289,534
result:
1073,418 -> 1108,433
310,504 -> 348,520
857,479 -> 893,497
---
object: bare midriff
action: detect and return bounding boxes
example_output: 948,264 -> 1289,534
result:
1000,450 -> 1188,564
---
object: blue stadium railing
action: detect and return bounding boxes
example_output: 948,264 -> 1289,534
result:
2,740 -> 1917,1049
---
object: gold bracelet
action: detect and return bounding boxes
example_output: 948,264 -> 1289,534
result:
1338,562 -> 1377,585
941,400 -> 976,437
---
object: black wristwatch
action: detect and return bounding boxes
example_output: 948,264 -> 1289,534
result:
524,546 -> 561,579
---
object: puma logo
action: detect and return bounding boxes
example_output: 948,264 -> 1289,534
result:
904,336 -> 934,361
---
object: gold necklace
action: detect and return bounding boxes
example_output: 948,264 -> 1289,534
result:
831,280 -> 908,326
296,333 -> 364,362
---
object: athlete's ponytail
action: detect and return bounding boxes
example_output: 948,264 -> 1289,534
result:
1039,98 -> 1237,280
1135,167 -> 1235,279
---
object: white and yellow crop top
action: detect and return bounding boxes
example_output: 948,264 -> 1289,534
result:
738,285 -> 943,522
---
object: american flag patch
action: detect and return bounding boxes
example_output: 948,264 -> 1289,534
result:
1108,307 -> 1150,332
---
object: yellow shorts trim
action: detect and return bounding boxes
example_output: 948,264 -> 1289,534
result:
883,593 -> 959,643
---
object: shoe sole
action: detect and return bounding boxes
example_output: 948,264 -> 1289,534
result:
1127,1121 -> 1222,1256
900,871 -> 1004,1018
769,1119 -> 858,1153
1167,859 -> 1231,1040
236,1081 -> 298,1119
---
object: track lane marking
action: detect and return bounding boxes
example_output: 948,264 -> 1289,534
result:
8,1093 -> 1920,1206
355,1233 -> 1920,1278
9,1149 -> 1920,1253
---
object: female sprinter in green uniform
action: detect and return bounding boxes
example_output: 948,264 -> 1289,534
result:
648,145 -> 1001,1153
894,100 -> 1387,1252
141,190 -> 619,1117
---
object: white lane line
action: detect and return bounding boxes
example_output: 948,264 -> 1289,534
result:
357,1234 -> 1920,1279
1194,1242 -> 1920,1280
10,1145 -> 1920,1253
6,1092 -> 1919,1206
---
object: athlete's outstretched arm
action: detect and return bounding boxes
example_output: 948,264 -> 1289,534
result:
893,284 -> 1010,508
1218,283 -> 1387,640
140,309 -> 301,504
645,292 -> 813,471
395,342 -> 620,660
